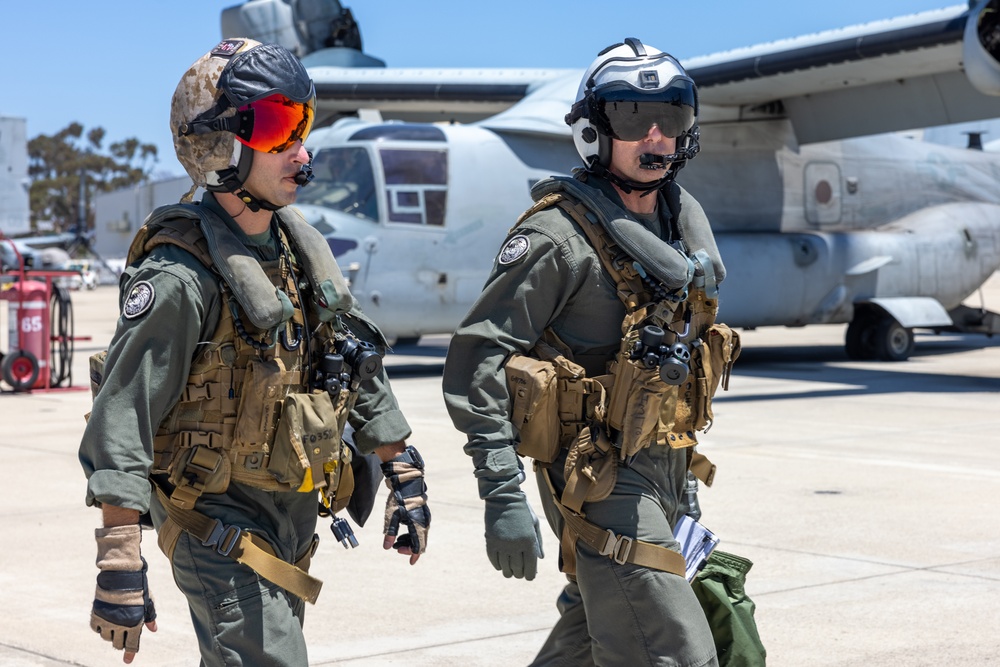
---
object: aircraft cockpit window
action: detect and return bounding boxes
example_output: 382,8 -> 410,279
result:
379,149 -> 448,226
296,147 -> 378,222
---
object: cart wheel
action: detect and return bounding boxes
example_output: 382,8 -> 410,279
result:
2,350 -> 40,391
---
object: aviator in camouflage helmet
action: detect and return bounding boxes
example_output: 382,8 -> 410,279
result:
171,38 -> 316,210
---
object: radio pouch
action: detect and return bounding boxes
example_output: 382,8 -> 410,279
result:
506,354 -> 561,463
270,390 -> 350,492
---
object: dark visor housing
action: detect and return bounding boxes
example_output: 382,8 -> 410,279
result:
588,78 -> 698,142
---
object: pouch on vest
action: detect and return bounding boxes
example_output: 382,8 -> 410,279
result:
269,390 -> 349,492
233,357 -> 286,450
506,354 -> 561,463
605,331 -> 671,458
659,323 -> 741,446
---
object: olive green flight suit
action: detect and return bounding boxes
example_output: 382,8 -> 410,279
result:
80,192 -> 411,667
443,175 -> 719,667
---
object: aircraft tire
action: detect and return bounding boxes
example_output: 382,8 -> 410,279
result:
2,350 -> 40,391
845,316 -> 877,360
872,317 -> 914,362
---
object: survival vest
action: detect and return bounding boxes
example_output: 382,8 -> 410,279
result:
122,203 -> 370,509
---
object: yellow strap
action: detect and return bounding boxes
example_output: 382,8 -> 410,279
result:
154,486 -> 324,604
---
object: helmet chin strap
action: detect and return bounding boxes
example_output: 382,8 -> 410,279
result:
587,157 -> 675,197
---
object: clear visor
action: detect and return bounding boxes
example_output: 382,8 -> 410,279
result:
236,93 -> 316,154
590,79 -> 697,141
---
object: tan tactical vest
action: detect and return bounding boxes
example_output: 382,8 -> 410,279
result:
122,205 -> 359,511
506,184 -> 740,461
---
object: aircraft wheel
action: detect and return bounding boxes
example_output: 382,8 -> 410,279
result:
845,316 -> 877,360
2,350 -> 40,391
873,317 -> 914,362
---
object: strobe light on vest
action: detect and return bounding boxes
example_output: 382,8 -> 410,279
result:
633,325 -> 691,386
314,338 -> 383,394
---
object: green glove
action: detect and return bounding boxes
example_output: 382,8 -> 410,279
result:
475,446 -> 544,580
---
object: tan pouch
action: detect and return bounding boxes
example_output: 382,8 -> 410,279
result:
167,444 -> 232,496
234,357 -> 286,449
690,323 -> 742,432
561,426 -> 617,512
88,350 -> 107,399
605,334 -> 671,458
269,391 -> 346,491
506,353 -> 561,463
323,446 -> 356,514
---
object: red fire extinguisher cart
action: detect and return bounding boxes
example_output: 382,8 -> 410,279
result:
1,236 -> 88,392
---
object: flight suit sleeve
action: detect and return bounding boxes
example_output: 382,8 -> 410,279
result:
341,308 -> 412,454
79,248 -> 218,512
442,220 -> 586,472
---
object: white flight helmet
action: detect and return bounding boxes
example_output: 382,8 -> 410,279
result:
566,38 -> 699,181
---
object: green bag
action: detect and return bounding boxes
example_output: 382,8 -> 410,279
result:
691,550 -> 767,667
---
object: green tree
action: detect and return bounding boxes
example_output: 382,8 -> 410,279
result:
27,123 -> 157,233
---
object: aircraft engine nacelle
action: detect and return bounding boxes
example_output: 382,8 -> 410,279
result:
964,0 -> 1000,95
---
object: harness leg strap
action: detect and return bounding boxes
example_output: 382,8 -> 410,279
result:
540,466 -> 686,578
154,485 -> 323,604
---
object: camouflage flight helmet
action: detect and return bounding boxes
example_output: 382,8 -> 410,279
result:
171,38 -> 316,201
566,38 -> 700,175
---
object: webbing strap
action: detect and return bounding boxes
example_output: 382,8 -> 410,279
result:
555,199 -> 648,313
154,485 -> 323,604
540,467 -> 686,578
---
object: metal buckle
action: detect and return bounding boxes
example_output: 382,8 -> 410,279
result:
202,519 -> 242,556
598,529 -> 633,565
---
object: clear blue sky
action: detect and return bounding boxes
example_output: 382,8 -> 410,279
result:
0,1 -> 967,179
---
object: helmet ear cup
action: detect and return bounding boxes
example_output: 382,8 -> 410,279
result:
581,127 -> 597,143
206,142 -> 255,193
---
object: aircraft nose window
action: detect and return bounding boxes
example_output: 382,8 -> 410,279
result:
297,147 -> 379,222
380,149 -> 448,226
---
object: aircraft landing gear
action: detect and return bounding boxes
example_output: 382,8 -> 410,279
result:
845,310 -> 914,362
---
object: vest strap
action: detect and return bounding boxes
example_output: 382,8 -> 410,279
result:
154,485 -> 323,604
539,465 -> 685,578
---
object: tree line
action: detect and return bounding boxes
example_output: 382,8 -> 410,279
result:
28,123 -> 157,234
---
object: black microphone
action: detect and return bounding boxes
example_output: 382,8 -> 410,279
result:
294,150 -> 314,186
639,153 -> 671,170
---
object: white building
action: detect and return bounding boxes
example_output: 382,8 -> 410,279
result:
93,176 -> 201,260
0,116 -> 30,237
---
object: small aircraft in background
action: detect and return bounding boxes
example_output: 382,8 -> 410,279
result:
225,0 -> 1000,360
0,232 -> 76,273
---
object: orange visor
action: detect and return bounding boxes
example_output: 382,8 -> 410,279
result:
236,94 -> 315,154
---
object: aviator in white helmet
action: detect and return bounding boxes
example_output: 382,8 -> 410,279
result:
565,38 -> 700,193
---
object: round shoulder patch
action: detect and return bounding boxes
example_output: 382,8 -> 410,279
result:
498,234 -> 530,266
123,281 -> 155,320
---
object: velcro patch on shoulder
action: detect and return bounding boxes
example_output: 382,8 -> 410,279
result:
498,235 -> 530,266
123,281 -> 155,320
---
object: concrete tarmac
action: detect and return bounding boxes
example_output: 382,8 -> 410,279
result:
1,275 -> 999,666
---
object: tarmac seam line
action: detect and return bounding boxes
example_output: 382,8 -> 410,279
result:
0,641 -> 86,666
310,626 -> 551,665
